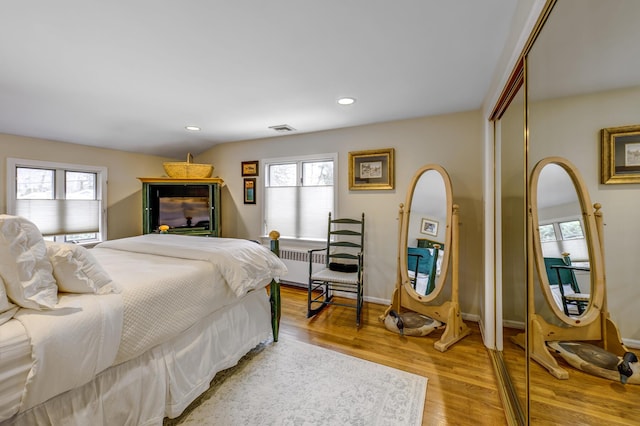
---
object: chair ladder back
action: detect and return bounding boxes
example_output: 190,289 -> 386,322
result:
326,212 -> 364,266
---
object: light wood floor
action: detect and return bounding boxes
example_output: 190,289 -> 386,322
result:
502,327 -> 640,426
278,285 -> 508,426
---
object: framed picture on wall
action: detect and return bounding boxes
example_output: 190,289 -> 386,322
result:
420,218 -> 438,236
241,160 -> 259,177
244,178 -> 256,204
601,124 -> 640,184
348,148 -> 395,190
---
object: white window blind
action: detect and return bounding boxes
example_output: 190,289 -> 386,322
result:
7,158 -> 107,243
263,154 -> 336,240
15,199 -> 100,236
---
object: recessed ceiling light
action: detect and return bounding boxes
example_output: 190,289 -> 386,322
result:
337,97 -> 356,105
185,126 -> 201,131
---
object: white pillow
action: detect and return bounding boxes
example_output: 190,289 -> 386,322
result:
46,242 -> 119,294
0,276 -> 19,326
0,215 -> 58,309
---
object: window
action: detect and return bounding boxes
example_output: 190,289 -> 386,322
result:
538,218 -> 587,262
7,158 -> 107,244
263,154 -> 336,240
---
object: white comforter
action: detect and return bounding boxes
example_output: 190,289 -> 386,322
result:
96,234 -> 287,298
14,292 -> 123,412
12,235 -> 287,416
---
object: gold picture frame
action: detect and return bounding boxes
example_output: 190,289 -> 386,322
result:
601,124 -> 640,184
348,148 -> 395,190
242,160 -> 259,177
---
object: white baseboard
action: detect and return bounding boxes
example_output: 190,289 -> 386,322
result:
623,338 -> 640,350
503,319 -> 525,330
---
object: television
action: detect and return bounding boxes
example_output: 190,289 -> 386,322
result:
158,196 -> 210,229
146,183 -> 213,233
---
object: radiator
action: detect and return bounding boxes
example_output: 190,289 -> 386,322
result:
279,248 -> 325,285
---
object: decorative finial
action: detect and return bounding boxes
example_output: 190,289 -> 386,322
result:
269,230 -> 280,240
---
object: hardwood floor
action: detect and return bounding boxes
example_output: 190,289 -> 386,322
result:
278,285 -> 508,425
502,327 -> 640,426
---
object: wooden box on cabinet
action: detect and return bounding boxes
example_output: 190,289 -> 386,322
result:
138,177 -> 223,237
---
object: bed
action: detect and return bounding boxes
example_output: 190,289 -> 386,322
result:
0,215 -> 287,425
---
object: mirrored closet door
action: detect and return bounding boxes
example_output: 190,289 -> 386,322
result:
495,0 -> 640,423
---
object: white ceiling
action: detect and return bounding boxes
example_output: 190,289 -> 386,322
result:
0,1 -> 519,158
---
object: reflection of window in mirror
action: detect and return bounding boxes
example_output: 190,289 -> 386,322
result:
538,224 -> 556,242
539,219 -> 588,265
558,220 -> 583,240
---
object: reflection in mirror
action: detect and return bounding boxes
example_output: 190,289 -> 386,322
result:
383,164 -> 470,352
406,170 -> 447,296
504,0 -> 640,422
498,85 -> 527,419
535,163 -> 592,321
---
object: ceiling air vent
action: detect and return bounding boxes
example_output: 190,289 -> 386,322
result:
269,124 -> 296,133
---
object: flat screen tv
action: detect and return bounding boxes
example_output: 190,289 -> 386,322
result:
158,196 -> 210,229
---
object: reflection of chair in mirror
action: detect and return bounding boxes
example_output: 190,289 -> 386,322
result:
307,213 -> 365,326
407,246 -> 439,295
543,254 -> 590,316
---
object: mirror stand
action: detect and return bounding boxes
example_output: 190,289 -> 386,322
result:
512,203 -> 627,379
382,203 -> 471,352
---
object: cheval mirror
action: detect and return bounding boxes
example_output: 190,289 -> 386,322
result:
382,164 -> 470,351
511,157 -> 627,379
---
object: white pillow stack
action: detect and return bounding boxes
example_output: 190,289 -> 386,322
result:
46,242 -> 119,294
0,215 -> 58,310
0,215 -> 119,324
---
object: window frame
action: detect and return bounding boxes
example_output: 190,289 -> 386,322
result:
6,157 -> 108,244
262,153 -> 338,242
538,216 -> 588,263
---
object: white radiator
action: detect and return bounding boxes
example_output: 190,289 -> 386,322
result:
279,248 -> 325,285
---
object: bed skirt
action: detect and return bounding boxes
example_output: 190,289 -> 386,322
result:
6,289 -> 272,426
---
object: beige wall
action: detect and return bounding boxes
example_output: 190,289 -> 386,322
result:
528,86 -> 640,342
1,110 -> 486,314
0,134 -> 171,240
197,110 -> 485,311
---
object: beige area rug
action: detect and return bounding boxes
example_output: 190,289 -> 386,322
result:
165,338 -> 427,426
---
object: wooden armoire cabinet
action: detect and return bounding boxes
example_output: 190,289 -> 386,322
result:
138,178 -> 223,237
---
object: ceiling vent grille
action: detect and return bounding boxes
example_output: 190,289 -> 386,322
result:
269,124 -> 296,133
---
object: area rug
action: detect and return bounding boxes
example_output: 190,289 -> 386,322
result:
166,338 -> 427,426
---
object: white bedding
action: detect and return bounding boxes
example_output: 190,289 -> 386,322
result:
1,234 -> 286,423
91,248 -> 240,364
0,320 -> 30,421
9,290 -> 272,425
96,234 -> 287,297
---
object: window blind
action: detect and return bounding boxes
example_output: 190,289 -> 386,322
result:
15,199 -> 100,236
265,186 -> 332,239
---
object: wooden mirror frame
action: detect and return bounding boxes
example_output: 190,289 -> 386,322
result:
530,157 -> 604,327
382,164 -> 471,352
512,156 -> 627,379
400,164 -> 453,303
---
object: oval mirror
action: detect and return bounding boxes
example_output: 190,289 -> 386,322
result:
399,164 -> 452,302
530,157 -> 604,326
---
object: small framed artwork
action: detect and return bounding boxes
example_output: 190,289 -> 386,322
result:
242,160 -> 259,177
244,178 -> 256,204
601,124 -> 640,184
348,148 -> 395,190
420,218 -> 438,236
